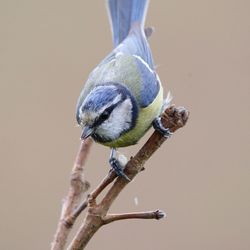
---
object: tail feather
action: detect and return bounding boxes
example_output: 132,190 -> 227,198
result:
107,0 -> 149,47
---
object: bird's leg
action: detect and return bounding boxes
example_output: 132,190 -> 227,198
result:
153,117 -> 172,138
109,148 -> 130,181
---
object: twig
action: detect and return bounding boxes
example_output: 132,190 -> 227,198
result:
90,170 -> 117,200
67,105 -> 189,250
103,210 -> 166,224
51,139 -> 92,250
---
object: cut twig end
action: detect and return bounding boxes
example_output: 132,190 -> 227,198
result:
162,105 -> 189,131
154,210 -> 167,220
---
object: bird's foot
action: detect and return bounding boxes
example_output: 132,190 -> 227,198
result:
109,149 -> 130,181
153,117 -> 172,138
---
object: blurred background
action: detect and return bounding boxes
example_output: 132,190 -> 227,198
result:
0,0 -> 249,249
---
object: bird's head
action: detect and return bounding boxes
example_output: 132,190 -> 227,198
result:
76,83 -> 138,143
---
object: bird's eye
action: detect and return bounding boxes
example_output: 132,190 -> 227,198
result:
100,110 -> 110,121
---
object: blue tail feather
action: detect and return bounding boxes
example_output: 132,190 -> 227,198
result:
107,0 -> 149,47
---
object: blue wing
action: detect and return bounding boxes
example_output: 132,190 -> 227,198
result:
133,54 -> 160,107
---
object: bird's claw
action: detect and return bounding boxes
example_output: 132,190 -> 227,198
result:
153,117 -> 172,138
109,157 -> 131,181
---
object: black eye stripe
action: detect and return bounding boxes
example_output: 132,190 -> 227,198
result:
92,100 -> 123,127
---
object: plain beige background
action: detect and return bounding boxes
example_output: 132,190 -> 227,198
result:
0,1 -> 250,249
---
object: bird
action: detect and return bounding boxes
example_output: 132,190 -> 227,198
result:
76,0 -> 171,180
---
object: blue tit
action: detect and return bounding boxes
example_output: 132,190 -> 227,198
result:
76,0 -> 170,180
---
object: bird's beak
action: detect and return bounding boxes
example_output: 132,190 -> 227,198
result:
81,126 -> 94,140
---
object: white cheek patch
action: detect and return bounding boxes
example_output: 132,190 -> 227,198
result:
96,99 -> 133,140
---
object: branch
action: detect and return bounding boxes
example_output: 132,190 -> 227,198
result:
67,105 -> 189,250
100,106 -> 189,214
51,139 -> 92,250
